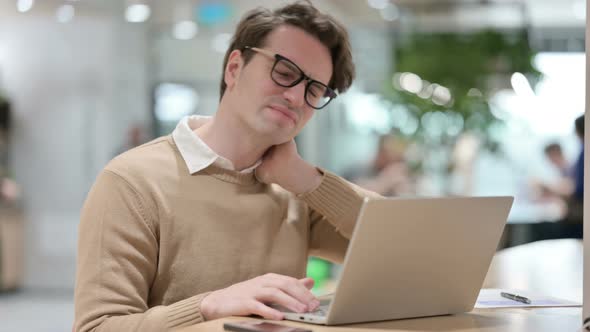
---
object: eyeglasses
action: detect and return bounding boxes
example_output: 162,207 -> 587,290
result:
243,46 -> 337,110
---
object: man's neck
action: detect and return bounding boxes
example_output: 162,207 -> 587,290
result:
194,110 -> 270,171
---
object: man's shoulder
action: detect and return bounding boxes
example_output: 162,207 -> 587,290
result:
105,135 -> 182,181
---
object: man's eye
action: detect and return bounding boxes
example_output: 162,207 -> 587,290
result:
277,71 -> 295,79
308,86 -> 324,99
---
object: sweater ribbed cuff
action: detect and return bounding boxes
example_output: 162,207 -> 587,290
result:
298,169 -> 365,238
166,292 -> 212,329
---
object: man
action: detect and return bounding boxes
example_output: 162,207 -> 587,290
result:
347,134 -> 414,196
562,114 -> 584,227
543,142 -> 569,176
532,142 -> 574,201
74,1 -> 379,331
571,115 -> 584,207
531,116 -> 584,242
538,116 -> 585,224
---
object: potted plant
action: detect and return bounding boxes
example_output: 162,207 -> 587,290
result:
385,29 -> 541,194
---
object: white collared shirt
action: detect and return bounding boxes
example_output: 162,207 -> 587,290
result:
171,115 -> 261,174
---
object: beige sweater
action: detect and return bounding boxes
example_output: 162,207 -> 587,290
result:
74,136 -> 378,332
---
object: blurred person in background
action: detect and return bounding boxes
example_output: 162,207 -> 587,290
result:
529,115 -> 584,241
565,114 -> 584,227
0,177 -> 20,203
74,2 -> 380,331
530,142 -> 573,204
535,115 -> 583,224
544,142 -> 570,176
0,93 -> 19,204
114,124 -> 148,156
347,134 -> 414,196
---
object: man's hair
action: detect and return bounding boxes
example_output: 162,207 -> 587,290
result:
575,114 -> 584,138
218,0 -> 355,100
544,142 -> 562,155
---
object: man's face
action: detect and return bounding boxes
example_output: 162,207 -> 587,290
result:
224,25 -> 333,145
547,150 -> 566,168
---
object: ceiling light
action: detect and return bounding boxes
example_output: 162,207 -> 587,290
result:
367,0 -> 389,10
212,33 -> 232,53
399,72 -> 423,94
16,0 -> 34,13
173,21 -> 198,40
432,86 -> 452,106
511,72 -> 535,98
126,4 -> 151,23
380,3 -> 400,22
56,4 -> 75,23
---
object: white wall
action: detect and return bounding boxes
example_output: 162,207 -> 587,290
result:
0,16 -> 150,289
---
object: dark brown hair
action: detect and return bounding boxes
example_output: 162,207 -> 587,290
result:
219,0 -> 355,100
575,114 -> 584,138
544,142 -> 562,155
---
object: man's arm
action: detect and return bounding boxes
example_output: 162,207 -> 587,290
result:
300,171 -> 382,262
255,140 -> 383,262
75,170 -> 210,332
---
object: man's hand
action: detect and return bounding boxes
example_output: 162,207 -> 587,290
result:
255,140 -> 322,194
200,273 -> 320,321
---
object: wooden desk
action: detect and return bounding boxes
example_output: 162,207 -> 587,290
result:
176,239 -> 583,332
483,239 -> 583,303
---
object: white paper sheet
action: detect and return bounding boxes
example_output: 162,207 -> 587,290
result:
475,289 -> 581,308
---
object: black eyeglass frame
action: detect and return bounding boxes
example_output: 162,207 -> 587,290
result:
243,46 -> 337,110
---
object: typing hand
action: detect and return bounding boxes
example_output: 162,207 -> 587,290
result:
200,273 -> 320,321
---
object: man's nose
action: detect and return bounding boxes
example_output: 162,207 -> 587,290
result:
282,81 -> 306,108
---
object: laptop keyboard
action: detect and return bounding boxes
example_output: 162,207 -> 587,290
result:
274,303 -> 330,316
309,305 -> 330,316
273,298 -> 332,317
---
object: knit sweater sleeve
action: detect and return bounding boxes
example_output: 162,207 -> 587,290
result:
74,170 -> 209,332
298,169 -> 382,262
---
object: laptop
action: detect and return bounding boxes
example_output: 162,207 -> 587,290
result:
281,196 -> 514,325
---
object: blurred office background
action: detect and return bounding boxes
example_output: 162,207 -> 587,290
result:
0,0 -> 585,330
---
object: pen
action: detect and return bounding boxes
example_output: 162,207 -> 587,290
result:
501,292 -> 531,304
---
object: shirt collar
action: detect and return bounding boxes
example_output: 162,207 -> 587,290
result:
172,115 -> 261,174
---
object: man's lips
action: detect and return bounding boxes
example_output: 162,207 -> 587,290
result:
269,105 -> 298,124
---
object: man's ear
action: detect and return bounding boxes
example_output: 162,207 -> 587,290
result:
224,49 -> 244,92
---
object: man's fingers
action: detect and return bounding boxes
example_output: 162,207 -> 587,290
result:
299,277 -> 315,290
254,168 -> 265,183
248,300 -> 284,320
298,278 -> 319,311
254,165 -> 273,184
268,274 -> 315,303
261,274 -> 318,310
256,288 -> 307,313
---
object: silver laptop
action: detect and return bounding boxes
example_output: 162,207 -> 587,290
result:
281,196 -> 513,325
